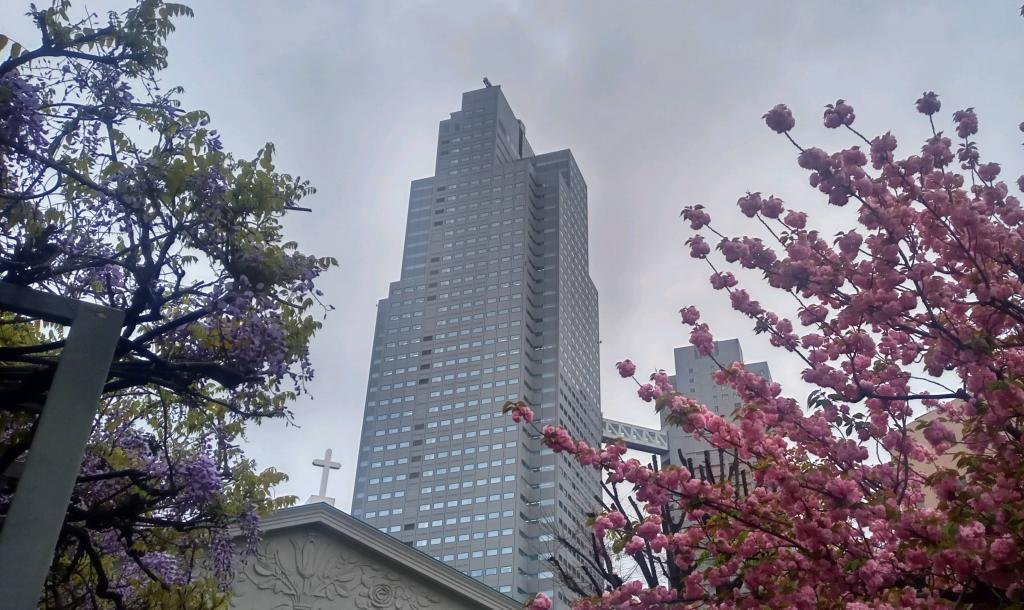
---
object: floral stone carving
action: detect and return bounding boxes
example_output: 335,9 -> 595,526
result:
237,533 -> 443,610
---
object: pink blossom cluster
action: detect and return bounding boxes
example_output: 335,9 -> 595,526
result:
510,91 -> 1024,608
823,98 -> 856,129
681,204 -> 711,230
501,399 -> 534,423
762,104 -> 795,133
636,369 -> 676,403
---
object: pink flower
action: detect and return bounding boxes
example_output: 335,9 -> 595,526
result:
840,147 -> 867,167
593,515 -> 614,536
798,304 -> 828,325
684,574 -> 704,600
636,516 -> 662,540
649,533 -> 669,552
958,144 -> 979,167
922,419 -> 955,448
737,192 -> 763,218
616,359 -> 636,378
679,305 -> 700,325
797,147 -> 831,172
837,231 -> 862,258
681,205 -> 711,229
977,162 -> 1000,182
915,91 -> 941,115
687,235 -> 710,258
763,104 -> 795,133
730,289 -> 762,315
957,521 -> 986,552
689,324 -> 714,356
528,593 -> 552,610
828,187 -> 850,206
688,411 -> 707,430
516,90 -> 1024,608
783,210 -> 807,229
709,271 -> 737,289
990,535 -> 1016,561
542,425 -> 577,453
825,477 -> 863,504
921,134 -> 954,168
934,475 -> 960,501
823,99 -> 855,128
625,535 -> 646,554
504,399 -> 534,423
760,196 -> 785,218
637,384 -> 656,402
870,132 -> 898,168
953,108 -> 978,138
510,403 -> 533,424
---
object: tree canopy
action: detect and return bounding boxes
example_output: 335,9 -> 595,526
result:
0,1 -> 334,607
522,93 -> 1024,610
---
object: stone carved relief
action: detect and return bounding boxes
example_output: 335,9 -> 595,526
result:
235,533 -> 443,610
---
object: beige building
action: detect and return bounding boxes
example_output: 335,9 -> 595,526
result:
907,408 -> 967,509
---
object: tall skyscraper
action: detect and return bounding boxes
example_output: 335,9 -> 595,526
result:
351,84 -> 602,609
663,339 -> 771,468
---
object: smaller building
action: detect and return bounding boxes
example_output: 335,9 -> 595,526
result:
662,339 -> 770,485
230,503 -> 521,610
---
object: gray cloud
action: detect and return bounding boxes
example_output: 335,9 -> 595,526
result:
4,0 -> 1022,508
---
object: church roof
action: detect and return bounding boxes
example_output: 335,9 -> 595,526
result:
247,502 -> 522,609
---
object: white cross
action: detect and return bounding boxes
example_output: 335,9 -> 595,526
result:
307,448 -> 341,506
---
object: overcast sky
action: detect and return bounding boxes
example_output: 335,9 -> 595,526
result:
4,1 -> 1023,510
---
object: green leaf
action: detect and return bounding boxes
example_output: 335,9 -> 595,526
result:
165,160 -> 190,196
43,208 -> 64,224
0,35 -> 8,53
9,42 -> 22,59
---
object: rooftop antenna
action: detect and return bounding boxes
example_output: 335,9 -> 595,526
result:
482,77 -> 492,88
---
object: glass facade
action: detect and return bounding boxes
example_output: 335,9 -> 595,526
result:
352,85 -> 602,608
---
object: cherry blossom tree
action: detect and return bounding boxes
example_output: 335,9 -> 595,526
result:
516,90 -> 1024,610
1,1 -> 333,607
